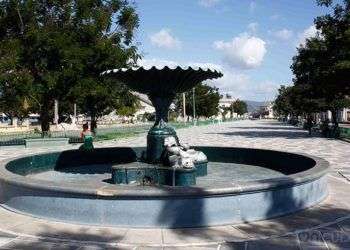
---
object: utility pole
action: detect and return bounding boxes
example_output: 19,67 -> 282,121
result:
182,93 -> 186,122
192,88 -> 196,123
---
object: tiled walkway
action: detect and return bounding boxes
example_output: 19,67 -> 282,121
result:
0,120 -> 349,249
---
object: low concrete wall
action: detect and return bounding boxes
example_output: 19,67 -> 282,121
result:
25,138 -> 70,148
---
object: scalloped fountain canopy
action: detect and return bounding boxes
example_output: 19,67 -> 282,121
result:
103,65 -> 223,163
102,66 -> 223,95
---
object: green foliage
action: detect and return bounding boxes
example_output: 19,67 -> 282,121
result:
175,83 -> 220,118
273,86 -> 293,117
230,99 -> 248,116
0,0 -> 140,132
273,84 -> 326,123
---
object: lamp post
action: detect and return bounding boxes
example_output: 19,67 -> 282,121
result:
54,99 -> 59,125
192,87 -> 196,124
182,93 -> 186,122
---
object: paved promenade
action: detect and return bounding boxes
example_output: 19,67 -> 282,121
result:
0,120 -> 349,249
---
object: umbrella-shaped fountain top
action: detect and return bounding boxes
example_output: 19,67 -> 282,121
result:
103,66 -> 223,163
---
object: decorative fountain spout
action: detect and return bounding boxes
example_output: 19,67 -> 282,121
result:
102,66 -> 223,164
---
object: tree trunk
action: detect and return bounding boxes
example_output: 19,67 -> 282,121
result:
40,111 -> 50,136
307,115 -> 313,136
40,101 -> 52,136
331,109 -> 338,128
91,114 -> 97,136
8,115 -> 13,126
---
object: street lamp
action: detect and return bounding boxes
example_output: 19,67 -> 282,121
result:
182,93 -> 186,122
193,87 -> 196,124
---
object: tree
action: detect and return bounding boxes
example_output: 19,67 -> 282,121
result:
230,99 -> 247,116
291,34 -> 349,127
274,84 -> 324,120
315,0 -> 350,94
273,86 -> 294,119
73,82 -> 140,132
66,1 -> 140,132
288,0 -> 350,128
175,83 -> 220,118
0,0 -> 139,133
0,71 -> 34,124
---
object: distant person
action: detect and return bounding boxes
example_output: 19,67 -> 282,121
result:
80,123 -> 94,151
80,123 -> 91,139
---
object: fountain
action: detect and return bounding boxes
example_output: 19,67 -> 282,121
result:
0,65 -> 329,228
103,66 -> 222,164
102,66 -> 222,186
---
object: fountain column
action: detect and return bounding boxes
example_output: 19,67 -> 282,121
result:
147,93 -> 177,163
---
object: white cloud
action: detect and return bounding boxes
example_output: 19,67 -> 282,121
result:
138,58 -> 277,101
297,25 -> 318,47
213,33 -> 267,69
247,22 -> 258,33
149,29 -> 182,50
249,1 -> 257,12
198,0 -> 221,8
272,29 -> 293,41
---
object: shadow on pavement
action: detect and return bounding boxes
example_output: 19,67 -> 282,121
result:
206,130 -> 310,139
230,126 -> 302,131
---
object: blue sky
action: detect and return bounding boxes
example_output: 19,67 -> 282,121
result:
132,0 -> 332,101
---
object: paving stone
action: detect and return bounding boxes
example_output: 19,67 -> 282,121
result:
1,238 -> 61,250
119,229 -> 162,244
9,221 -> 127,243
164,246 -> 218,250
0,208 -> 33,230
0,232 -> 16,247
318,226 -> 350,250
246,235 -> 300,250
219,242 -> 246,250
136,247 -> 163,250
50,243 -> 80,250
337,219 -> 350,232
298,230 -> 328,250
162,226 -> 246,244
76,245 -> 121,250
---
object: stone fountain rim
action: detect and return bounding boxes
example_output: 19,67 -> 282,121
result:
0,146 -> 329,199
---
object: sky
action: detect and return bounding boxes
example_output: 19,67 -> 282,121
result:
132,0 -> 333,101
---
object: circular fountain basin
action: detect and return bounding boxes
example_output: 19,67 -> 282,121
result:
0,147 -> 329,228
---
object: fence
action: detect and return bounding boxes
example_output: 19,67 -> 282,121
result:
339,126 -> 350,140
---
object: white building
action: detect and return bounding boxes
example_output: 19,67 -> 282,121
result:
320,108 -> 350,123
259,102 -> 274,119
219,94 -> 235,108
133,92 -> 155,118
218,94 -> 237,119
339,108 -> 350,123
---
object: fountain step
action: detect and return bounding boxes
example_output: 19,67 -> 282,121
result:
111,162 -> 197,186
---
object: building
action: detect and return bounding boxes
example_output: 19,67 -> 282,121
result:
219,94 -> 235,108
339,108 -> 350,123
218,94 -> 237,119
133,92 -> 155,117
258,102 -> 274,119
320,108 -> 350,123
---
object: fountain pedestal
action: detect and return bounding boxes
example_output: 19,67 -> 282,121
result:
147,126 -> 176,163
146,94 -> 177,163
